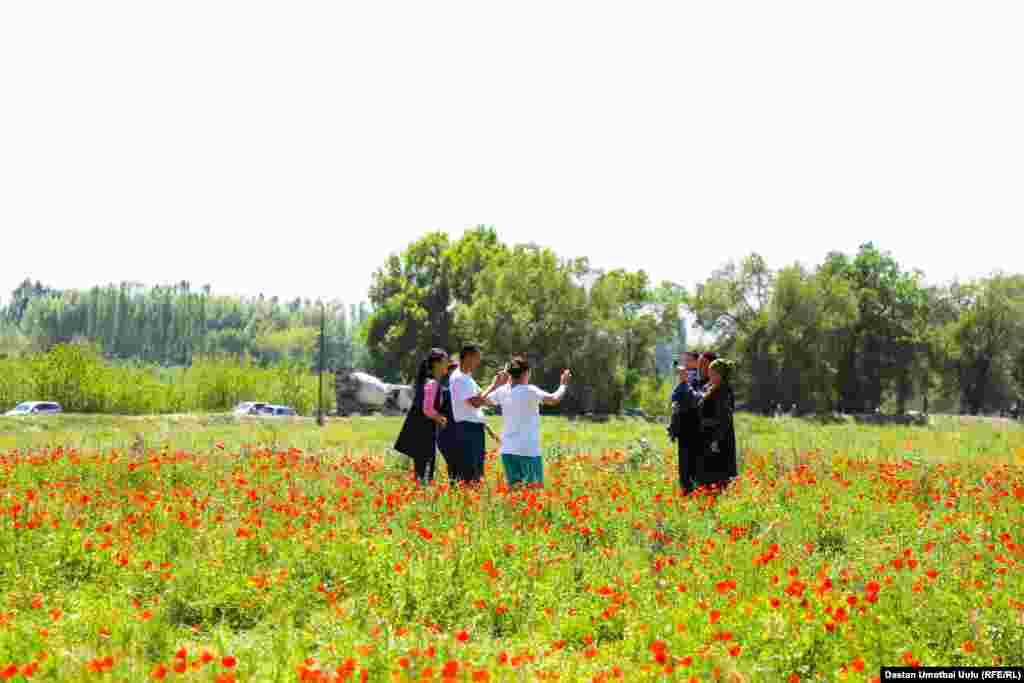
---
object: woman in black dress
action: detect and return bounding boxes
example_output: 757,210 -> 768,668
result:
394,348 -> 449,485
695,358 -> 739,492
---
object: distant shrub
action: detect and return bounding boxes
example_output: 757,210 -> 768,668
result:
630,375 -> 673,418
0,343 -> 334,415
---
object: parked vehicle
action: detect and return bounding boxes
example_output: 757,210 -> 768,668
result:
258,404 -> 297,417
4,401 -> 63,416
233,402 -> 268,416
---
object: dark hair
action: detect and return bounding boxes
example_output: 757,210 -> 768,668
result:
507,355 -> 530,379
701,352 -> 719,363
460,343 -> 481,359
683,351 -> 700,361
415,348 -> 448,388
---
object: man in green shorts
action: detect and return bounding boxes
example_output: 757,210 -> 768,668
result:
488,356 -> 570,488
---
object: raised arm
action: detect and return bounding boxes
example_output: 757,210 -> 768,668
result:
475,371 -> 510,406
539,369 -> 571,406
458,371 -> 509,408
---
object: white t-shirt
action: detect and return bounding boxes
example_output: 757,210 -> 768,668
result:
449,368 -> 486,424
490,383 -> 566,458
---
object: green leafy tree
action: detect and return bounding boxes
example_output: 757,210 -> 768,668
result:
455,245 -> 589,390
690,254 -> 774,408
951,274 -> 1024,414
366,226 -> 506,382
821,244 -> 929,412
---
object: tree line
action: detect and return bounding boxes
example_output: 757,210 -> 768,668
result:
1,279 -> 372,369
688,247 -> 1024,416
3,228 -> 1022,417
364,229 -> 1023,416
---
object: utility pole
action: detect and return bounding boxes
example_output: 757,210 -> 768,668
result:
317,301 -> 325,427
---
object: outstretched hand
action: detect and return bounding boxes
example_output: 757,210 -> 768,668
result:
560,369 -> 572,385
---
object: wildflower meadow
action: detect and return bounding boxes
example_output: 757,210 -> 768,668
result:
0,414 -> 1021,682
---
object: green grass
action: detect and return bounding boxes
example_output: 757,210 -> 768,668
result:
0,413 -> 1022,681
2,412 -> 1021,464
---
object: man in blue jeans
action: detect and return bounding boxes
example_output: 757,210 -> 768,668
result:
448,343 -> 506,484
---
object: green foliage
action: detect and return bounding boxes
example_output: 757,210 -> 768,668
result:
631,374 -> 674,418
0,343 -> 333,415
2,279 -> 365,371
368,230 -> 683,412
690,243 -> 1024,415
6,237 -> 1024,419
366,227 -> 505,382
950,274 -> 1024,414
0,416 -> 1020,679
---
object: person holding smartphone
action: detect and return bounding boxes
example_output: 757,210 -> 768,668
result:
488,356 -> 570,488
669,351 -> 704,494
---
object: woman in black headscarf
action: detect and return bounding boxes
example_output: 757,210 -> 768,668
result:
394,348 -> 449,485
695,358 -> 739,492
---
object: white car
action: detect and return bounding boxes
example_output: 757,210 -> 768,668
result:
5,401 -> 63,416
233,402 -> 269,416
257,404 -> 297,417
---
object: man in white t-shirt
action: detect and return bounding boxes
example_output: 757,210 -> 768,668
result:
449,343 -> 506,483
489,356 -> 570,488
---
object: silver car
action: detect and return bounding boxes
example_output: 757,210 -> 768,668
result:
233,402 -> 269,416
4,401 -> 63,416
258,404 -> 297,417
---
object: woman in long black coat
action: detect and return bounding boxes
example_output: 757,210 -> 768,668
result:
394,348 -> 449,485
695,358 -> 739,491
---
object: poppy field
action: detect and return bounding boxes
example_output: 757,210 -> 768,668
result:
0,414 -> 1022,681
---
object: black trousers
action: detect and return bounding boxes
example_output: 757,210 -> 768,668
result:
437,427 -> 458,482
677,437 -> 699,494
413,448 -> 436,483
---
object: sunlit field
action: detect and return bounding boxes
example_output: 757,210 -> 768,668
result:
0,414 -> 1022,681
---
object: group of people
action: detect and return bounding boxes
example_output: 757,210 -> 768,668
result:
394,342 -> 738,495
393,344 -> 570,489
668,351 -> 739,494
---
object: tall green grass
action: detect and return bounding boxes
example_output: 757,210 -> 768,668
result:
3,412 -> 1020,469
0,344 -> 332,416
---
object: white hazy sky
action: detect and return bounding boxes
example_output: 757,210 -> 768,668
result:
2,1 -> 1022,308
